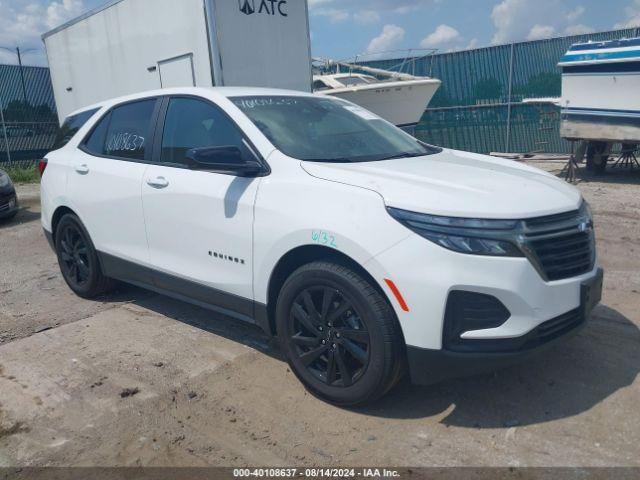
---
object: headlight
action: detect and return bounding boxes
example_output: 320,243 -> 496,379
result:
387,207 -> 524,257
0,173 -> 11,188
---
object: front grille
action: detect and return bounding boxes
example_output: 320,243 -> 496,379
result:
525,209 -> 581,228
522,209 -> 595,281
0,194 -> 15,213
535,308 -> 583,342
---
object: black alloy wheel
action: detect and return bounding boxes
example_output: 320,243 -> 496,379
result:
58,222 -> 92,288
55,214 -> 116,298
289,286 -> 370,387
276,261 -> 405,406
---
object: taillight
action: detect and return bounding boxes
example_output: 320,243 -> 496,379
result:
38,158 -> 48,177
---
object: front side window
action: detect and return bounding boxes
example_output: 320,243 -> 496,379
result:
54,108 -> 99,150
83,99 -> 156,160
232,96 -> 439,163
161,97 -> 250,165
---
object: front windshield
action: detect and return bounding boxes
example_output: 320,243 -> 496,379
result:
231,96 -> 439,163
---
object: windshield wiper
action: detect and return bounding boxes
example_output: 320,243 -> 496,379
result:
303,157 -> 358,163
376,152 -> 423,161
302,151 -> 431,163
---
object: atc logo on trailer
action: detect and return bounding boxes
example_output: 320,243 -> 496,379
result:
239,0 -> 288,16
239,0 -> 255,14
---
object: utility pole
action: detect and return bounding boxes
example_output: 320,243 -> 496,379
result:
16,47 -> 28,106
505,42 -> 515,153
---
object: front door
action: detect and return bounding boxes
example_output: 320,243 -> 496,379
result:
141,96 -> 261,319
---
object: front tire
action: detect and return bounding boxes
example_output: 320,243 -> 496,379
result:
276,261 -> 405,406
55,213 -> 116,299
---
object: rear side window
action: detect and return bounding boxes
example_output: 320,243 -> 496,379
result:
83,112 -> 111,155
83,99 -> 157,160
53,108 -> 99,149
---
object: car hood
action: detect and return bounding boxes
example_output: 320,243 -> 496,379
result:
300,149 -> 582,219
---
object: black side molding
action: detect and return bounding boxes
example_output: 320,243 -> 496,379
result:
97,251 -> 271,334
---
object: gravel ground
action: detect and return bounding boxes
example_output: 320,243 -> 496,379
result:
0,164 -> 639,467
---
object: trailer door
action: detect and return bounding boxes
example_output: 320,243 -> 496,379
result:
159,54 -> 196,88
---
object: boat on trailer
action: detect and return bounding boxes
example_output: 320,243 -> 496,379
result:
559,37 -> 640,143
313,56 -> 441,128
558,37 -> 640,172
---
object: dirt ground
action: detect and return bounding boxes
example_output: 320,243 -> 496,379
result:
0,162 -> 639,467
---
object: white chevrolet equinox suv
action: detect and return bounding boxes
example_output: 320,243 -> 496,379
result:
41,87 -> 603,405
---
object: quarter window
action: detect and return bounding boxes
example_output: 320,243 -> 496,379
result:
54,108 -> 99,150
83,99 -> 157,160
161,97 -> 251,165
83,112 -> 111,155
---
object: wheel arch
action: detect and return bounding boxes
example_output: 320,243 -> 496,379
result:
50,205 -> 78,241
263,245 -> 397,338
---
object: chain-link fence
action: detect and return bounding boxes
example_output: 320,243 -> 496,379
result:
366,27 -> 640,154
3,28 -> 640,164
0,64 -> 58,170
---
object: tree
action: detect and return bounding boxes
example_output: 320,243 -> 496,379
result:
514,72 -> 561,98
473,78 -> 503,102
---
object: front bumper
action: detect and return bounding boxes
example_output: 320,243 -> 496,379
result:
407,268 -> 604,385
0,192 -> 18,219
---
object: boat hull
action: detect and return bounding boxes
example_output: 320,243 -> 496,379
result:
316,79 -> 441,127
559,40 -> 640,142
560,68 -> 640,141
561,116 -> 640,143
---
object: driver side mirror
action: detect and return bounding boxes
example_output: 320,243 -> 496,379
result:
185,146 -> 263,177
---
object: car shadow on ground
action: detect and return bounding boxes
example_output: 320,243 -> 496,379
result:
0,207 -> 41,230
100,284 -> 639,428
100,283 -> 281,358
358,304 -> 639,427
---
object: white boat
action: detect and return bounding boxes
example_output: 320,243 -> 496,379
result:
559,37 -> 640,142
313,66 -> 441,127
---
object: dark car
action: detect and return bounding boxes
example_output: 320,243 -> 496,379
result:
0,168 -> 19,220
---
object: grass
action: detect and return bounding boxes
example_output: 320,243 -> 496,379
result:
3,165 -> 40,184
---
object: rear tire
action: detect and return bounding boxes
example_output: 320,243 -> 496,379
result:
54,213 -> 117,299
276,261 -> 405,406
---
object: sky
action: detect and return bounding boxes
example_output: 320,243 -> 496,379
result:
0,0 -> 639,66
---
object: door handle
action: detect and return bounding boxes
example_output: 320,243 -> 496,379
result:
74,164 -> 89,175
146,176 -> 169,189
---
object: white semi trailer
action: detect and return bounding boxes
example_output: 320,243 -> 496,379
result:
43,0 -> 312,123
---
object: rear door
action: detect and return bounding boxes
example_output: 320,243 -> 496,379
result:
141,96 -> 262,319
69,98 -> 161,270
